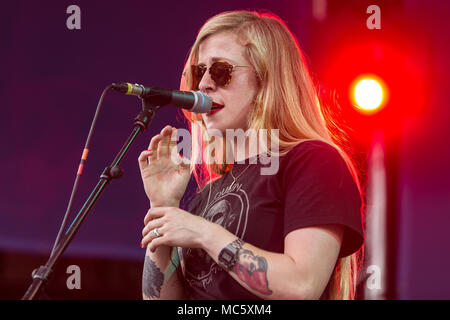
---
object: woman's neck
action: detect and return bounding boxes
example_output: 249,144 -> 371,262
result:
232,136 -> 260,163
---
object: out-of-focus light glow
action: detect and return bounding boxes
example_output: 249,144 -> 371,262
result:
350,75 -> 388,114
355,79 -> 382,109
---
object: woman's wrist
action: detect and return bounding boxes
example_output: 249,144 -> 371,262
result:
199,220 -> 237,259
150,200 -> 180,208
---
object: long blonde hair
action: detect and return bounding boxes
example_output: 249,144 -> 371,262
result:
180,10 -> 363,300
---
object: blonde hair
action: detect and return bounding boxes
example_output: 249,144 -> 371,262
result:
180,10 -> 364,299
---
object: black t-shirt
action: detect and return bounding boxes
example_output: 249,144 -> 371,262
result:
180,140 -> 364,299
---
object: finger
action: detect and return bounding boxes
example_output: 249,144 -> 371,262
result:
138,150 -> 154,170
148,134 -> 162,160
157,126 -> 172,159
148,236 -> 166,252
168,128 -> 191,167
168,128 -> 178,152
168,128 -> 182,164
144,207 -> 167,225
156,138 -> 166,160
141,227 -> 166,248
142,217 -> 164,237
160,125 -> 172,135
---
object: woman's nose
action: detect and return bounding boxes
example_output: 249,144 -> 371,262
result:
198,68 -> 216,92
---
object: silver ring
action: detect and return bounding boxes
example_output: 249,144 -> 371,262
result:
152,228 -> 160,237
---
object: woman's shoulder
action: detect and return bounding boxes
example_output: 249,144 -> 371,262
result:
274,139 -> 354,184
281,139 -> 342,165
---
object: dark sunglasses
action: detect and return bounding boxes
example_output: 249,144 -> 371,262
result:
190,61 -> 248,90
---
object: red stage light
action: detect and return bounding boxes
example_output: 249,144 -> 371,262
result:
350,74 -> 388,114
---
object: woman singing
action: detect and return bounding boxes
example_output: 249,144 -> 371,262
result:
139,10 -> 364,300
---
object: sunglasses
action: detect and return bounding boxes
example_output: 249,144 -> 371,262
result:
190,61 -> 248,90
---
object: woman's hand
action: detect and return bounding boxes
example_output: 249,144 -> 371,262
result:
138,125 -> 190,208
141,206 -> 218,252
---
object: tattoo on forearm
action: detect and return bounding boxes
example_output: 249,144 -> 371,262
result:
233,249 -> 273,295
142,255 -> 164,298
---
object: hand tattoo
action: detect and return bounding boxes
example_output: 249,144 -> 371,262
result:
142,255 -> 164,298
233,249 -> 273,295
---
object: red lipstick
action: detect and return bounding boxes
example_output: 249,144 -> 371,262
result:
207,102 -> 224,116
211,102 -> 224,110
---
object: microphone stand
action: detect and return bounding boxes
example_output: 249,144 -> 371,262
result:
22,100 -> 160,300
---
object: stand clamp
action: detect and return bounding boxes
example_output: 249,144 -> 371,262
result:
31,266 -> 53,282
100,166 -> 124,182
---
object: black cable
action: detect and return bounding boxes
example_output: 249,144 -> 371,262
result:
50,84 -> 113,257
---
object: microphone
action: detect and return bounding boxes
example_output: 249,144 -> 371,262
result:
111,83 -> 223,114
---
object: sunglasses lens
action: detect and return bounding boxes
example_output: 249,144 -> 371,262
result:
210,62 -> 232,87
191,65 -> 206,90
190,61 -> 232,89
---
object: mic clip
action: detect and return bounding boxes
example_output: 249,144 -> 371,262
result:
100,166 -> 124,182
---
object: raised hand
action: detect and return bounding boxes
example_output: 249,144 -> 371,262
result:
138,125 -> 191,208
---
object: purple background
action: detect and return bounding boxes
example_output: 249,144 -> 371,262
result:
0,0 -> 310,260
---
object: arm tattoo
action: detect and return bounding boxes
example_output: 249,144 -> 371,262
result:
233,249 -> 273,295
142,255 -> 164,298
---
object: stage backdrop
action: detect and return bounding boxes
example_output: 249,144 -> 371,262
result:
1,0 -> 450,300
0,0 -> 310,261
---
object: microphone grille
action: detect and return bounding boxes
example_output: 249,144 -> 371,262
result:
189,91 -> 212,114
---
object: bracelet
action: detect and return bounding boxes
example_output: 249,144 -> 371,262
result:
230,238 -> 245,250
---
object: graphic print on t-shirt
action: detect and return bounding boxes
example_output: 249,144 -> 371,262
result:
181,141 -> 365,299
184,182 -> 249,290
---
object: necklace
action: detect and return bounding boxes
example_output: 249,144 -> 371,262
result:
229,163 -> 252,188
